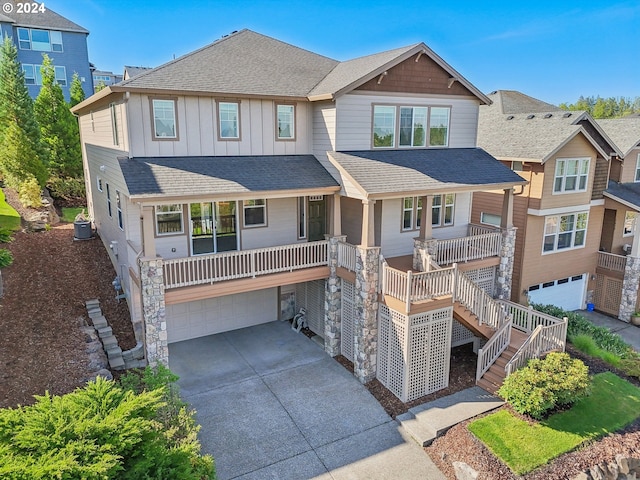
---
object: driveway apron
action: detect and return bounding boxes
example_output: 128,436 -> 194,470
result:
170,321 -> 445,480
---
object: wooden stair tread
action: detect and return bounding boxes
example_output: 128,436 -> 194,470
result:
452,302 -> 495,339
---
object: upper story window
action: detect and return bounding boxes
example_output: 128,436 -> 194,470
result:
543,212 -> 588,253
243,199 -> 266,227
553,158 -> 589,193
151,98 -> 178,139
624,211 -> 637,236
156,204 -> 184,235
110,103 -> 119,146
218,101 -> 240,139
22,64 -> 66,86
17,28 -> 63,52
373,105 -> 451,148
432,194 -> 455,226
635,154 -> 640,182
277,104 -> 295,140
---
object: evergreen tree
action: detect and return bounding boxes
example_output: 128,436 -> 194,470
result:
34,54 -> 82,178
560,95 -> 640,118
0,37 -> 46,187
69,72 -> 85,107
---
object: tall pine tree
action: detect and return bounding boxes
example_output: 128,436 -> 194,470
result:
34,54 -> 82,178
0,37 -> 47,187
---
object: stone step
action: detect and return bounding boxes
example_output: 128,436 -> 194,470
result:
85,299 -> 100,309
124,359 -> 147,369
106,346 -> 123,359
108,356 -> 125,370
91,316 -> 108,329
101,335 -> 118,348
97,326 -> 112,338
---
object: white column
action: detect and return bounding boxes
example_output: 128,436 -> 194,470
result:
501,188 -> 514,229
361,199 -> 376,247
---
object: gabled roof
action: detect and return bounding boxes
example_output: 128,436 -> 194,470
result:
478,90 -> 617,162
604,181 -> 640,211
327,149 -> 526,199
123,66 -> 153,80
119,155 -> 340,200
2,4 -> 88,34
597,117 -> 640,158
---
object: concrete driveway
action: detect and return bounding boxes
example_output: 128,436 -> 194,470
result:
170,320 -> 445,480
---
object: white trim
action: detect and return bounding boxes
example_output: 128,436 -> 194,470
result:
242,199 -> 267,228
96,177 -> 103,192
623,211 -> 637,237
635,153 -> 640,183
480,212 -> 501,226
528,203 -> 593,217
541,211 -> 588,254
552,157 -> 590,195
155,204 -> 184,236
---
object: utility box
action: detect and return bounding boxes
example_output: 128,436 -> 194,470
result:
73,220 -> 92,240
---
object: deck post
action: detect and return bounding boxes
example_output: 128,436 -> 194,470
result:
496,226 -> 517,301
324,235 -> 345,357
139,256 -> 168,367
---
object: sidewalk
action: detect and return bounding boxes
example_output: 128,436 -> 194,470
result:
576,309 -> 640,351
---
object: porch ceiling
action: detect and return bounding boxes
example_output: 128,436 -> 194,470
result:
327,148 -> 526,199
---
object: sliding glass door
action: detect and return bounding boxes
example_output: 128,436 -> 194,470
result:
189,202 -> 237,255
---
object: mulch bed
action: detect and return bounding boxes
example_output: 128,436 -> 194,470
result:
0,191 -> 135,408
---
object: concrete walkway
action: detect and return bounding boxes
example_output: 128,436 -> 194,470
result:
576,309 -> 640,351
170,321 -> 446,480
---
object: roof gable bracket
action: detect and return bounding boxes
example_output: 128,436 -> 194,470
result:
447,77 -> 458,88
415,49 -> 426,62
377,71 -> 388,85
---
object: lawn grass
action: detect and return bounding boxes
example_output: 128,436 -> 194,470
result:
0,189 -> 20,231
61,207 -> 85,223
469,372 -> 640,475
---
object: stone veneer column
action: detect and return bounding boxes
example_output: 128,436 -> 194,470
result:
619,256 -> 640,322
354,246 -> 381,383
324,235 -> 346,357
496,227 -> 517,300
139,257 -> 169,366
412,238 -> 439,271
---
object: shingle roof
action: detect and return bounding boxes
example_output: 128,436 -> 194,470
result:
119,29 -> 339,98
119,155 -> 339,198
328,149 -> 525,197
597,118 -> 640,157
604,181 -> 640,210
3,3 -> 88,33
490,90 -> 560,114
123,66 -> 153,80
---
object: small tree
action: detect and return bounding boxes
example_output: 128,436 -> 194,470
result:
69,72 -> 85,107
34,54 -> 82,179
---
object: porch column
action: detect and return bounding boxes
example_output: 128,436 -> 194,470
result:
330,193 -> 342,236
141,205 -> 156,258
361,199 -> 376,248
619,218 -> 640,321
419,195 -> 433,240
496,226 -> 517,300
501,188 -> 514,229
139,257 -> 168,366
354,245 -> 381,383
413,195 -> 436,271
324,235 -> 346,356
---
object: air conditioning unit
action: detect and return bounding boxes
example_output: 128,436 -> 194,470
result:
622,243 -> 632,254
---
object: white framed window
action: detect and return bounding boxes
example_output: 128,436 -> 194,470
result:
553,158 -> 589,193
298,197 -> 307,239
481,212 -> 501,227
277,104 -> 295,140
151,98 -> 177,139
429,107 -> 450,146
399,106 -> 428,147
156,204 -> 183,235
373,105 -> 396,148
432,194 -> 455,227
96,177 -> 103,192
511,161 -> 523,172
635,154 -> 640,182
17,28 -> 63,52
106,184 -> 112,217
54,66 -> 66,86
218,102 -> 239,139
543,212 -> 588,253
116,190 -> 124,230
624,211 -> 637,237
243,199 -> 266,227
110,103 -> 119,146
402,197 -> 415,231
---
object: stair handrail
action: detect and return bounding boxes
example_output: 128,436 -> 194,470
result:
504,324 -> 543,376
453,265 -> 509,330
476,315 -> 512,381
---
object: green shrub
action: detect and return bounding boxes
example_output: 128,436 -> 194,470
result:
619,354 -> 640,379
0,375 -> 215,479
498,352 -> 590,419
47,176 -> 86,201
0,248 -> 12,268
0,227 -> 13,243
17,177 -> 42,208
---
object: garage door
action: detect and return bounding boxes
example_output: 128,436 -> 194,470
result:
166,288 -> 278,343
527,274 -> 586,311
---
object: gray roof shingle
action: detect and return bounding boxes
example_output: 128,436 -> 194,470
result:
119,155 -> 339,198
605,181 -> 640,210
596,118 -> 640,157
3,3 -> 88,33
490,90 -> 560,114
328,149 -> 525,197
123,66 -> 153,80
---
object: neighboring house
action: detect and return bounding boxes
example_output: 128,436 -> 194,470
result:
472,90 -> 620,314
0,3 -> 93,99
593,116 -> 640,320
123,65 -> 152,80
92,69 -> 123,90
72,30 -> 563,401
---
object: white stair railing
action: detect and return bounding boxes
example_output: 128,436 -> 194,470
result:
453,265 -> 508,330
476,317 -> 512,381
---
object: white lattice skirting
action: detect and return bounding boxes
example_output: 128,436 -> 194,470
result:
341,280 -> 356,362
295,280 -> 325,338
377,304 -> 453,402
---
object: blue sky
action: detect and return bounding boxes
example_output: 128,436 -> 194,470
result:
51,0 -> 638,105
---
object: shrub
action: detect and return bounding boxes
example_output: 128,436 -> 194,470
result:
619,354 -> 640,379
47,175 -> 86,201
498,352 -> 590,419
0,248 -> 12,268
0,227 -> 13,243
17,177 -> 42,208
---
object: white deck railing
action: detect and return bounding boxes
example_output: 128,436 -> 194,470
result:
499,300 -> 566,334
382,265 -> 455,311
436,232 -> 502,265
505,319 -> 568,376
163,240 -> 329,289
476,319 -> 512,381
337,241 -> 357,272
454,270 -> 508,330
467,223 -> 500,236
597,251 -> 627,272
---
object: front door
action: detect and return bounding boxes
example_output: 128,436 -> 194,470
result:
189,202 -> 238,255
308,196 -> 326,242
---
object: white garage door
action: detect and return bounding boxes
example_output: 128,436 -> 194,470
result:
166,287 -> 278,343
527,274 -> 586,311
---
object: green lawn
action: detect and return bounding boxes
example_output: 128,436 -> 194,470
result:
469,372 -> 640,475
61,207 -> 86,223
0,189 -> 20,231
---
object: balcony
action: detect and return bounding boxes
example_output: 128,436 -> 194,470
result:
597,251 -> 627,274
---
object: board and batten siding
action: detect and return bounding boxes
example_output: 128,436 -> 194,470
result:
620,148 -> 640,183
334,93 -> 480,151
78,102 -> 128,152
126,94 -> 313,158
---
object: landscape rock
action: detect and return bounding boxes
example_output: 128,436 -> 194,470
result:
453,461 -> 479,480
572,457 -> 640,480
